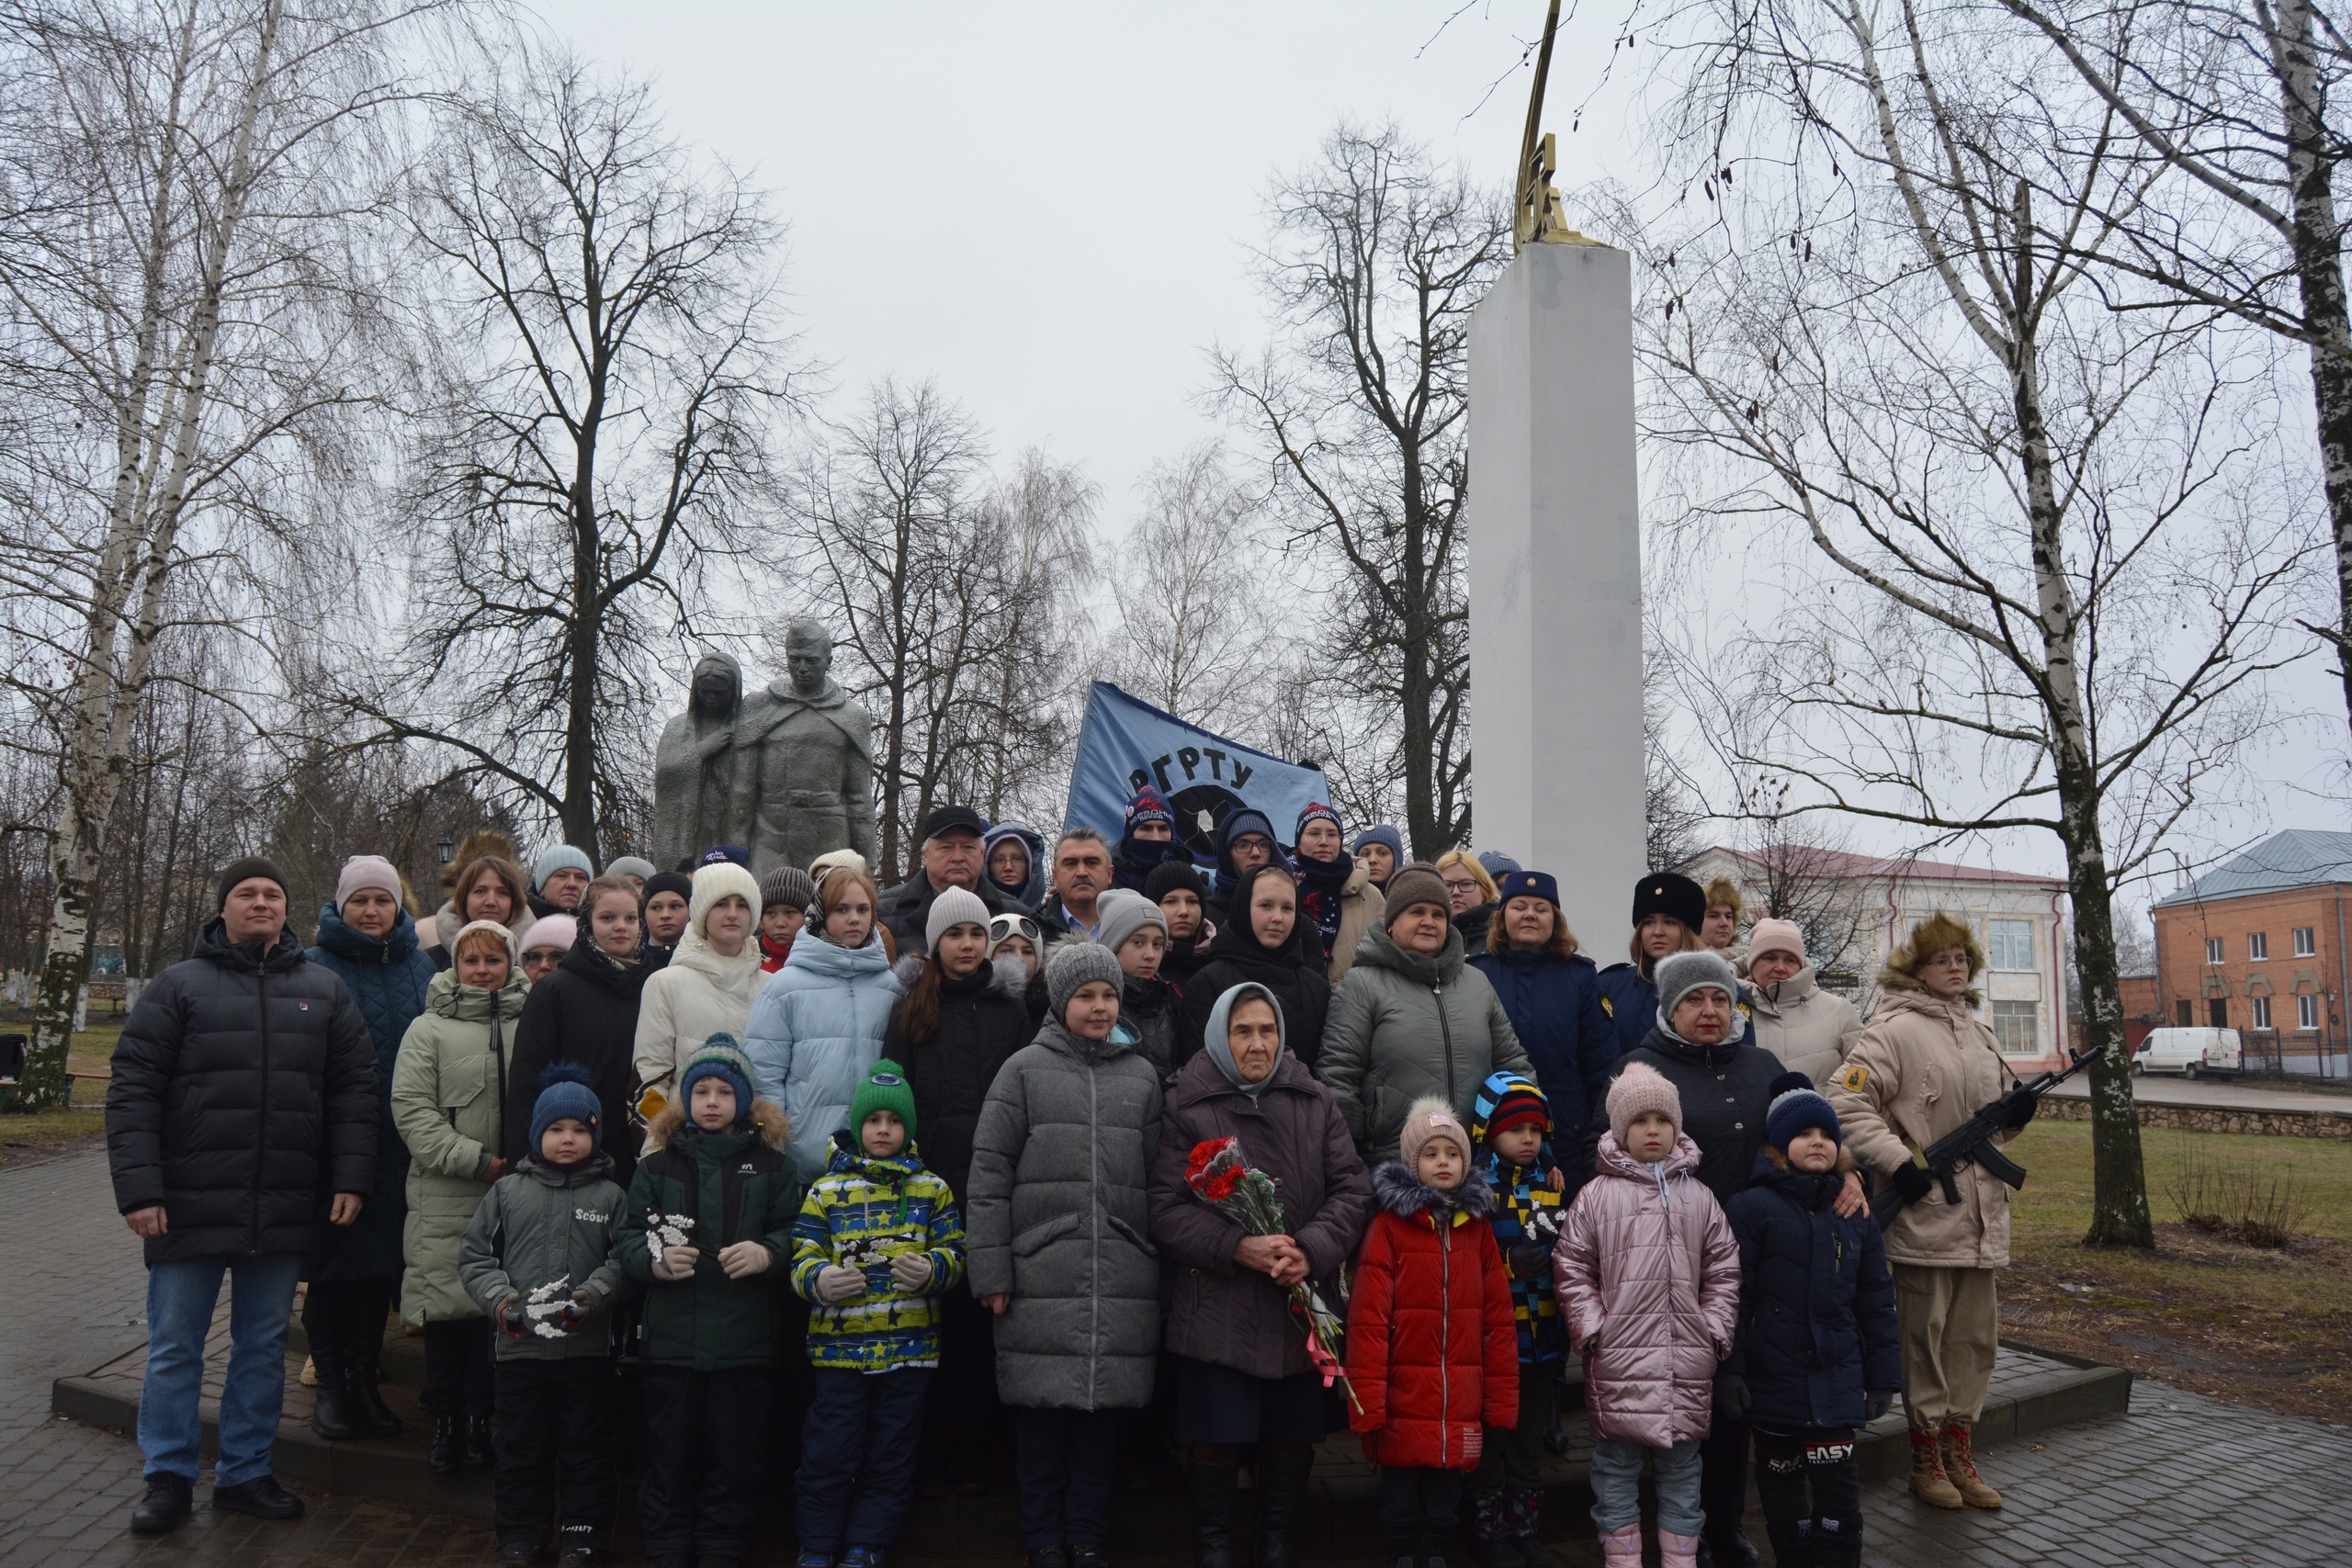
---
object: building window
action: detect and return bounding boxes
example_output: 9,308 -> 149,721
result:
2177,998 -> 2193,1026
2206,937 -> 2224,964
1989,999 -> 2040,1055
2300,994 -> 2321,1032
2295,927 -> 2317,957
1986,919 -> 2034,971
2248,931 -> 2268,960
2252,995 -> 2272,1030
2210,998 -> 2229,1028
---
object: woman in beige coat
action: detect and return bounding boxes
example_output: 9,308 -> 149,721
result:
631,862 -> 767,1102
1826,911 -> 2031,1514
1740,918 -> 1864,1085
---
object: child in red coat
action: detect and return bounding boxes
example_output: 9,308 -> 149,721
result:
1347,1099 -> 1519,1568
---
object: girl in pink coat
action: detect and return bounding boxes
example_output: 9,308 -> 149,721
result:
1552,1063 -> 1740,1568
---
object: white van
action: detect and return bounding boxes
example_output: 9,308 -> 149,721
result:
2132,1027 -> 2243,1078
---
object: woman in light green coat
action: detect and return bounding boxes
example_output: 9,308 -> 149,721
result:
392,918 -> 529,1472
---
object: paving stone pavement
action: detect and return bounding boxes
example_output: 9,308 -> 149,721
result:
5,1144 -> 2346,1566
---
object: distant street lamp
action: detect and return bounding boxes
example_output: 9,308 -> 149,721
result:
436,833 -> 454,866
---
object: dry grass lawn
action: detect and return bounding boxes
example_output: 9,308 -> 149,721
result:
1998,1117 -> 2352,1422
0,1024 -> 123,1168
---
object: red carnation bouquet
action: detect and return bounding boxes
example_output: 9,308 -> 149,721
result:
1184,1136 -> 1360,1411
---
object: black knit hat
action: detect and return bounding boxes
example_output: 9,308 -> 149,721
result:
216,856 -> 288,910
1631,872 -> 1707,932
1146,860 -> 1207,902
643,870 -> 694,905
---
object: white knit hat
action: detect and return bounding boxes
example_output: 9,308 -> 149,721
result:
688,862 -> 763,937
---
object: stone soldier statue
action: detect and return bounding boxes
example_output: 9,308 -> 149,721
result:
729,620 -> 877,874
650,651 -> 748,869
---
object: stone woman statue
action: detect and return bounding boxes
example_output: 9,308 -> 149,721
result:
651,652 -> 745,869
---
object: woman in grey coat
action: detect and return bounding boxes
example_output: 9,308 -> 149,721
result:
1316,862 -> 1532,1164
967,942 -> 1164,1568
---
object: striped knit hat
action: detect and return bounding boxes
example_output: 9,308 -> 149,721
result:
1765,1071 -> 1840,1150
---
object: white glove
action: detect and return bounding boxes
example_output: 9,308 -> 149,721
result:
889,1252 -> 933,1292
815,1264 -> 865,1303
652,1245 -> 699,1280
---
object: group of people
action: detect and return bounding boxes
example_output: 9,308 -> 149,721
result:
104,796 -> 2031,1568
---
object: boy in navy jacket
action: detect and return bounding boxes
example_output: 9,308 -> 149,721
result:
1722,1074 -> 1901,1568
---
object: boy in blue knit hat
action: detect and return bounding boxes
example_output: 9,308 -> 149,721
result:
619,1035 -> 799,1568
788,1060 -> 966,1568
1468,1071 -> 1567,1568
458,1064 -> 628,1568
1721,1074 -> 1901,1568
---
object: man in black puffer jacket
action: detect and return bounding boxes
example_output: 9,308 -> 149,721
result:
106,858 -> 378,1537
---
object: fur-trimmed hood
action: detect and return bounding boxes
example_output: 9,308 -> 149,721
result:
891,950 -> 1032,1001
1877,909 -> 1984,1000
640,1093 -> 790,1154
1370,1159 -> 1495,1221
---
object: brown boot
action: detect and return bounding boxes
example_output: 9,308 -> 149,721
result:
1939,1422 -> 2002,1508
1908,1425 -> 1963,1508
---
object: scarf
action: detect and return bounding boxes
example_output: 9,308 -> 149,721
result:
1293,850 -> 1351,960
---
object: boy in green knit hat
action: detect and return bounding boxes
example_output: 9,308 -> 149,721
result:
788,1060 -> 967,1568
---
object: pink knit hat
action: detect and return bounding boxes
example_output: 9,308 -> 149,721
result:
1747,918 -> 1805,965
1397,1096 -> 1472,1168
334,854 -> 402,909
1607,1061 -> 1683,1146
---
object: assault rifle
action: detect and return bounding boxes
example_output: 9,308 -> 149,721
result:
1868,1043 -> 2107,1230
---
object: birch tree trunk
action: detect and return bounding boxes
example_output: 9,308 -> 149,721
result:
21,0 -> 284,1111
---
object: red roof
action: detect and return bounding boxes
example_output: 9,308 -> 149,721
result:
1701,845 -> 2065,888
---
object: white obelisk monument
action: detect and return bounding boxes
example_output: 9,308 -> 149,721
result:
1466,104 -> 1648,953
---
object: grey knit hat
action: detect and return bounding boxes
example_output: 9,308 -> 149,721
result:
924,886 -> 992,953
1095,888 -> 1167,957
1656,949 -> 1740,1029
1046,940 -> 1125,1020
761,865 -> 817,916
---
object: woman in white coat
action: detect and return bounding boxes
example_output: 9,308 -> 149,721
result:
741,865 -> 907,1183
631,861 -> 766,1105
1739,918 -> 1863,1085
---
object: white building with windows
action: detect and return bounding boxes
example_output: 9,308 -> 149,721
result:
1682,847 -> 2072,1070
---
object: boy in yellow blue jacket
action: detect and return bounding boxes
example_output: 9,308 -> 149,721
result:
789,1061 -> 966,1568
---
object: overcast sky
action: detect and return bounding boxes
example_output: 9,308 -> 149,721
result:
552,3 -> 2347,896
554,1 -> 1643,513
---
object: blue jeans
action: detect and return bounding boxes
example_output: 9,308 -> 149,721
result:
797,1366 -> 935,1551
1589,1437 -> 1704,1536
140,1254 -> 303,1486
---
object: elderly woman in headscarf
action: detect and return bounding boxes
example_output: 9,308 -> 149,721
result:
1149,983 -> 1370,1568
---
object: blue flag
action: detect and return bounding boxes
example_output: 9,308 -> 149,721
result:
1064,682 -> 1333,861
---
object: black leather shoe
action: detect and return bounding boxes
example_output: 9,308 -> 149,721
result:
1069,1547 -> 1111,1568
348,1373 -> 404,1438
130,1474 -> 192,1535
465,1414 -> 495,1468
1704,1532 -> 1761,1568
311,1382 -> 359,1441
1025,1550 -> 1069,1568
498,1540 -> 539,1566
427,1414 -> 462,1473
211,1474 -> 305,1520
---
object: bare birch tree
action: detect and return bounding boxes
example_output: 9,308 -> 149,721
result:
0,0 -> 424,1110
352,39 -> 801,859
791,379 -> 1097,879
1104,443 -> 1290,735
1996,0 -> 2352,746
1212,124 -> 1510,858
1634,0 -> 2321,1244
